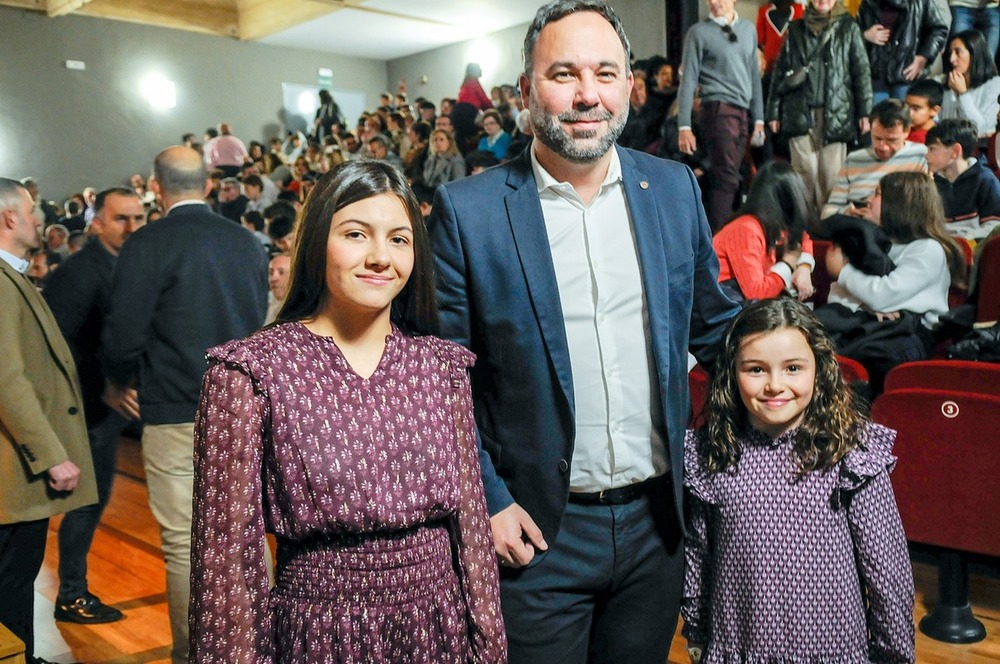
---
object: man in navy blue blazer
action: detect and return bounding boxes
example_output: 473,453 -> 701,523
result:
429,1 -> 741,661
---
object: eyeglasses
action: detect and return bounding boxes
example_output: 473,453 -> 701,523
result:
721,24 -> 738,43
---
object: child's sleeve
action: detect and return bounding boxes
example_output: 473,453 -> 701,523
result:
841,423 -> 916,663
681,430 -> 715,645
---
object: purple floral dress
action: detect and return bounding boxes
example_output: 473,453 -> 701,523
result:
190,323 -> 506,663
682,423 -> 915,663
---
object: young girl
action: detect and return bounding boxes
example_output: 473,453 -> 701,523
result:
712,161 -> 816,303
682,298 -> 915,663
189,161 -> 505,662
823,171 -> 967,390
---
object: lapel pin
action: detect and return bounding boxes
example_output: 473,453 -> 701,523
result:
639,181 -> 649,189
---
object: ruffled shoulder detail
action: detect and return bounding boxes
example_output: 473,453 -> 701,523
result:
838,422 -> 898,495
683,429 -> 719,505
205,323 -> 298,389
419,334 -> 476,372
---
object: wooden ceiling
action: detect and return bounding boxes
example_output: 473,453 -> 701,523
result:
0,0 -> 367,41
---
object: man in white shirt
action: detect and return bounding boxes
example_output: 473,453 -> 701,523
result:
428,2 -> 740,662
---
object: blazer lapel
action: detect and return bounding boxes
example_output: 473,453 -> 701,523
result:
617,148 -> 673,373
503,157 -> 575,413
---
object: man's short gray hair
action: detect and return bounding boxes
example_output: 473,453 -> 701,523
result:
0,177 -> 27,214
522,0 -> 631,77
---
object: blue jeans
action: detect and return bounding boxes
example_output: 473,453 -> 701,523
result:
872,81 -> 912,104
950,6 -> 1000,62
57,409 -> 129,599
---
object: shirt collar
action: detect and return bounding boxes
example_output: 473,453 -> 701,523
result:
166,199 -> 209,214
529,143 -> 623,197
0,247 -> 29,273
709,11 -> 739,26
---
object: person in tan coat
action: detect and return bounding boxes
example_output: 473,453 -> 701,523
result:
0,177 -> 96,663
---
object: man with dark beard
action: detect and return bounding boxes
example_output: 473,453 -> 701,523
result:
425,2 -> 740,662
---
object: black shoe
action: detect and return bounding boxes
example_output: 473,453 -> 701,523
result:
54,592 -> 124,624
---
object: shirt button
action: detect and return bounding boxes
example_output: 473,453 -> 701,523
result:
68,406 -> 78,415
558,459 -> 569,472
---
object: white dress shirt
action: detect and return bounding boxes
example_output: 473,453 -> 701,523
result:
530,146 -> 668,493
0,247 -> 29,273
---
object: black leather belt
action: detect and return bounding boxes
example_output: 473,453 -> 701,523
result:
568,476 -> 663,506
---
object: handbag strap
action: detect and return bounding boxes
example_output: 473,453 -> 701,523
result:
801,25 -> 834,67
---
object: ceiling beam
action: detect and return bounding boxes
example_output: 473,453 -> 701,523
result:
0,0 -> 45,9
46,0 -> 91,17
77,0 -> 239,38
237,0 -> 339,41
310,0 -> 456,28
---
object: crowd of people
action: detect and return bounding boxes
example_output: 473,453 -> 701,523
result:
2,0 -> 999,662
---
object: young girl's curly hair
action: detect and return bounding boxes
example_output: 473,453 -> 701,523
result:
701,298 -> 867,475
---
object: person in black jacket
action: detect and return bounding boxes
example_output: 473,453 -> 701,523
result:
44,188 -> 146,625
768,0 -> 872,221
104,146 -> 268,663
857,0 -> 948,102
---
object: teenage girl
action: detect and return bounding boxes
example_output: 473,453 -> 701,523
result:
682,298 -> 915,663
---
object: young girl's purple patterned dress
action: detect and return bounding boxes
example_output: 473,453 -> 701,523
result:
189,323 -> 506,663
682,423 -> 915,663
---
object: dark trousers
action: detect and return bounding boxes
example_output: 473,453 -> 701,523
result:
57,410 -> 128,600
700,100 -> 749,232
499,479 -> 683,664
0,518 -> 50,658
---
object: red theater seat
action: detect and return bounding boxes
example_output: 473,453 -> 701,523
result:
883,360 -> 1000,396
872,388 -> 1000,643
976,235 -> 1000,323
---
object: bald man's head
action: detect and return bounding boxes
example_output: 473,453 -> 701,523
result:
153,146 -> 208,199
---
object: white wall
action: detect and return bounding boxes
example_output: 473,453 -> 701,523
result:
0,6 -> 387,201
386,0 -> 669,105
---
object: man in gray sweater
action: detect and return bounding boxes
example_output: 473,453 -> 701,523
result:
677,0 -> 765,231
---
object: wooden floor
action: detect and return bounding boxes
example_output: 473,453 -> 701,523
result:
29,437 -> 1000,663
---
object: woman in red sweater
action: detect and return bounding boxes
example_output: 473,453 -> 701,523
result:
713,161 -> 816,302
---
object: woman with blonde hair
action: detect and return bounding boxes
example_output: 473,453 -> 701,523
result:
423,129 -> 467,188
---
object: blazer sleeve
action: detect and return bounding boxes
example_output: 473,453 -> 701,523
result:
686,168 -> 743,368
0,278 -> 70,475
429,184 -> 516,515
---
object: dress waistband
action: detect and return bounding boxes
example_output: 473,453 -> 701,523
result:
275,523 -> 454,604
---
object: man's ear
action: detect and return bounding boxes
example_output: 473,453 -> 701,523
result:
952,142 -> 964,160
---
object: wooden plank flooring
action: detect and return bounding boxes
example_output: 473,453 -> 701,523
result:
29,437 -> 1000,663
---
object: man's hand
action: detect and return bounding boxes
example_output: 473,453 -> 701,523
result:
491,502 -> 548,568
678,129 -> 697,155
864,24 -> 890,45
902,55 -> 928,81
47,460 -> 80,492
769,120 -> 781,134
103,382 -> 141,420
859,117 -> 871,134
825,244 -> 848,280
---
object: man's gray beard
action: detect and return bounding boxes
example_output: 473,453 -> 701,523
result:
529,99 -> 629,164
